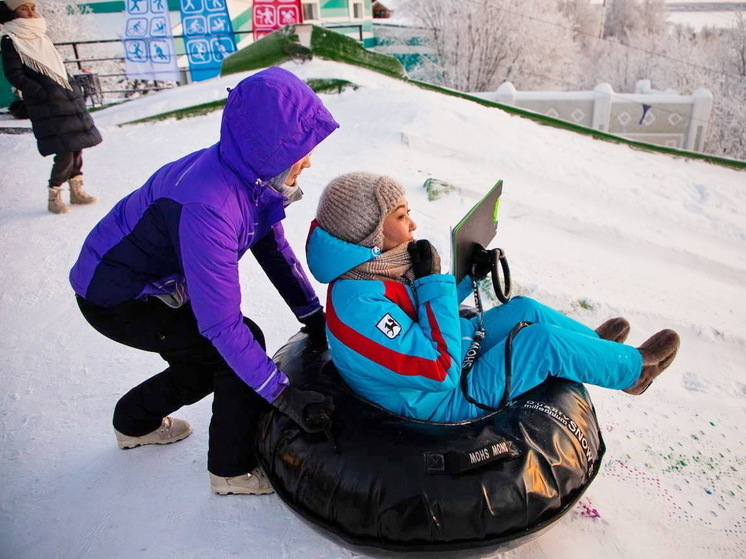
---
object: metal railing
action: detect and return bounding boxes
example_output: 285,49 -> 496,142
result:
55,31 -> 255,100
53,24 -> 365,105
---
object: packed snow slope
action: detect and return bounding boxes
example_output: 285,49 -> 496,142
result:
0,60 -> 744,559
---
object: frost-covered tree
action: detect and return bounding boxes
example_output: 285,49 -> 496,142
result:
726,11 -> 746,77
702,12 -> 746,160
36,0 -> 106,72
400,0 -> 581,91
382,0 -> 743,159
400,0 -> 520,91
581,23 -> 709,92
558,0 -> 604,46
33,1 -> 129,103
581,3 -> 745,161
602,0 -> 667,42
38,0 -> 96,43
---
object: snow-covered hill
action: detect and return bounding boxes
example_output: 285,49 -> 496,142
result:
1,60 -> 744,558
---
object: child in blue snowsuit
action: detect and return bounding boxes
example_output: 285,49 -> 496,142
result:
305,172 -> 680,423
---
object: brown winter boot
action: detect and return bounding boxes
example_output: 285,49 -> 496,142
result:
68,175 -> 97,205
595,317 -> 631,343
624,329 -> 680,395
47,186 -> 70,214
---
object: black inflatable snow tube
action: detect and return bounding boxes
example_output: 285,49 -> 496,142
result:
256,332 -> 606,553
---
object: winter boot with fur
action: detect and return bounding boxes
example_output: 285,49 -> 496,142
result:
47,186 -> 70,214
68,175 -> 97,205
624,329 -> 681,395
209,466 -> 274,496
115,416 -> 192,449
595,317 -> 631,344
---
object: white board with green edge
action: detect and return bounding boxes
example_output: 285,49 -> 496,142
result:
450,180 -> 503,282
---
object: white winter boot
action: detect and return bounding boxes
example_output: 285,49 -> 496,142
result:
209,466 -> 274,495
47,186 -> 70,214
114,417 -> 192,449
68,175 -> 97,205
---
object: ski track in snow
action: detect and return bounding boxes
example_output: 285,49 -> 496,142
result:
1,61 -> 744,558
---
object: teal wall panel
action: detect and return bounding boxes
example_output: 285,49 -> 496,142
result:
0,70 -> 17,109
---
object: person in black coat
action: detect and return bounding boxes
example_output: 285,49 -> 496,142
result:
1,0 -> 101,214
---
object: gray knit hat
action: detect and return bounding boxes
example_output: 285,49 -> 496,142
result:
316,172 -> 406,249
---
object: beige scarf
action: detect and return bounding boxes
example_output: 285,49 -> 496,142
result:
1,17 -> 72,90
342,242 -> 416,283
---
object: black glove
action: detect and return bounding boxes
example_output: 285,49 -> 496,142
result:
273,385 -> 334,433
471,244 -> 496,280
300,308 -> 327,353
407,240 -> 441,279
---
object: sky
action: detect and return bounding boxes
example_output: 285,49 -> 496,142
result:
0,60 -> 744,558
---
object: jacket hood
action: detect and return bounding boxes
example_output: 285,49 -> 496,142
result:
306,220 -> 381,283
219,67 -> 339,184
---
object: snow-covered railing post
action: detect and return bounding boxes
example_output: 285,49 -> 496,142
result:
592,83 -> 613,133
493,81 -> 516,106
688,88 -> 713,152
471,81 -> 712,153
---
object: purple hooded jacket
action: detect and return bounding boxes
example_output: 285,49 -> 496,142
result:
69,67 -> 339,402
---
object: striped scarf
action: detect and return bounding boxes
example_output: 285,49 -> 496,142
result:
1,17 -> 72,90
342,242 -> 415,283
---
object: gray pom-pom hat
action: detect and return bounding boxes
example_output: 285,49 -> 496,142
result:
316,172 -> 406,249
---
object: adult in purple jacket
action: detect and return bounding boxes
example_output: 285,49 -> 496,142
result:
69,67 -> 339,495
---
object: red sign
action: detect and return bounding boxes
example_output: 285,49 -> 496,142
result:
253,0 -> 303,41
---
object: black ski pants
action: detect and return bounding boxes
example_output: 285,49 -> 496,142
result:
49,151 -> 83,187
76,296 -> 271,477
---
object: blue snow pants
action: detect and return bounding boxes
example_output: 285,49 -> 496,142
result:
451,297 -> 642,417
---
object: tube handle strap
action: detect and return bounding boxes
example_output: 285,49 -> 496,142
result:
424,438 -> 520,474
460,321 -> 533,413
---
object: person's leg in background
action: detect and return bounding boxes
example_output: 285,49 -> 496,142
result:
47,152 -> 74,214
67,150 -> 97,205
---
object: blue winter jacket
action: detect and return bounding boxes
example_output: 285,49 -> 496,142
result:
70,67 -> 339,402
306,222 -> 642,422
306,221 -> 482,421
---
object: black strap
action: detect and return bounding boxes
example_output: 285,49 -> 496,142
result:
460,320 -> 533,413
500,321 -> 532,408
458,253 -> 527,412
490,248 -> 512,303
424,438 -> 520,474
459,332 -> 489,411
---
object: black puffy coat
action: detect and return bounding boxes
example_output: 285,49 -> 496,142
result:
1,35 -> 102,156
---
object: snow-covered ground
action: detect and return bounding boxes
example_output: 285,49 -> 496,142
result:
1,60 -> 744,558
